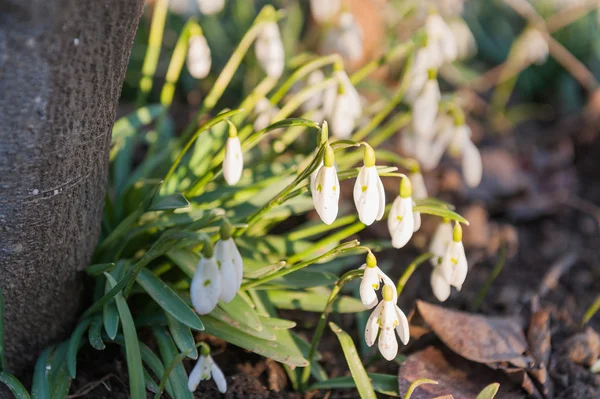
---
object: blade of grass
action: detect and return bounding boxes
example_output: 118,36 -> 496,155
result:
0,372 -> 30,399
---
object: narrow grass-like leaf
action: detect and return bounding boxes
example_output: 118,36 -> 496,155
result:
218,294 -> 263,331
412,205 -> 469,225
149,193 -> 190,211
85,263 -> 115,276
144,368 -> 160,394
0,372 -> 30,399
266,290 -> 367,313
329,322 -> 377,399
152,327 -> 193,399
210,308 -> 276,340
476,383 -> 500,399
31,347 -> 51,399
268,269 -> 338,289
88,318 -> 106,350
103,266 -> 122,340
167,248 -> 199,278
166,312 -> 198,360
67,319 -> 92,378
403,378 -> 438,399
112,104 -> 164,142
105,274 -> 145,399
309,373 -> 400,396
49,342 -> 71,399
153,348 -> 191,399
137,268 -> 204,331
258,316 -> 296,330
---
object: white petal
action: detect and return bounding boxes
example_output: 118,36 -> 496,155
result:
450,242 -> 468,290
187,35 -> 212,79
187,355 -> 207,392
439,244 -> 455,284
330,72 -> 362,138
449,19 -> 477,60
190,257 -> 222,315
215,240 -> 240,303
354,166 -> 383,226
211,360 -> 227,393
413,210 -> 421,233
387,196 -> 414,249
412,80 -> 441,138
255,22 -> 285,78
312,166 -> 340,225
405,48 -> 430,104
462,139 -> 482,187
310,0 -> 341,23
301,70 -> 325,112
223,137 -> 243,185
360,267 -> 381,308
409,173 -> 428,200
365,301 -> 384,347
196,0 -> 225,14
375,173 -> 386,221
378,303 -> 399,360
429,222 -> 453,266
430,267 -> 451,302
394,305 -> 410,345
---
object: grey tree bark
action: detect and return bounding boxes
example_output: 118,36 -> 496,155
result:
0,0 -> 145,376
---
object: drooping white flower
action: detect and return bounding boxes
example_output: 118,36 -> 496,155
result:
430,266 -> 452,302
214,237 -> 243,303
255,22 -> 285,79
323,70 -> 362,138
190,255 -> 221,315
223,129 -> 243,186
448,19 -> 477,60
359,252 -> 395,309
429,219 -> 453,267
435,223 -> 468,298
188,350 -> 227,393
388,178 -> 415,249
365,284 -> 410,361
311,145 -> 340,225
412,76 -> 441,139
310,0 -> 341,23
187,35 -> 212,79
449,124 -> 482,187
300,70 -> 326,114
354,145 -> 385,226
196,0 -> 225,15
321,12 -> 364,63
405,47 -> 432,104
514,28 -> 549,66
425,13 -> 458,67
253,98 -> 280,131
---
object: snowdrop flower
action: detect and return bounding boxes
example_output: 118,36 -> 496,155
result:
388,177 -> 417,249
405,47 -> 432,104
514,28 -> 549,66
311,144 -> 340,225
409,172 -> 427,231
214,221 -> 243,303
448,19 -> 477,60
365,284 -> 410,361
429,219 -> 453,267
310,0 -> 341,23
359,252 -> 395,309
431,223 -> 468,301
187,35 -> 212,79
449,124 -> 482,187
300,70 -> 325,114
223,122 -> 243,185
190,246 -> 221,315
253,98 -> 280,131
188,345 -> 227,393
255,22 -> 285,79
425,13 -> 458,67
412,72 -> 441,139
321,12 -> 364,63
354,144 -> 385,226
196,0 -> 225,15
323,70 -> 362,138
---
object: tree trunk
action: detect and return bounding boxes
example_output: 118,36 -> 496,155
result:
0,0 -> 144,375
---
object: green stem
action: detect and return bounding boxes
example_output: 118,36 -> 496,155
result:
396,253 -> 434,296
240,240 -> 360,290
582,294 -> 600,326
472,243 -> 507,311
136,0 -> 169,107
273,77 -> 339,121
299,268 -> 365,391
368,111 -> 412,148
350,40 -> 414,85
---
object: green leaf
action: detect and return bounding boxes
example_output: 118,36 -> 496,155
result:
202,315 -> 308,367
88,318 -> 106,350
412,205 -> 469,225
476,383 -> 500,399
85,263 -> 115,276
149,193 -> 190,211
103,262 -> 125,340
403,378 -> 438,399
218,294 -> 263,332
144,368 -> 160,394
209,307 -> 276,341
167,248 -> 199,278
105,274 -> 145,399
268,269 -> 338,289
166,312 -> 198,360
49,342 -> 71,399
152,327 -> 193,399
67,319 -> 92,378
329,322 -> 377,399
258,316 -> 296,330
243,261 -> 286,279
153,348 -> 192,399
31,347 -> 51,399
136,268 -> 204,331
266,290 -> 367,313
0,372 -> 30,399
309,373 -> 400,396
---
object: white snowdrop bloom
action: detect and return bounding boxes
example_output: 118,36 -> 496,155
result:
365,285 -> 410,361
448,19 -> 477,60
255,22 -> 285,79
321,12 -> 364,63
359,252 -> 395,309
388,178 -> 416,249
405,47 -> 432,104
325,70 -> 362,138
438,223 -> 468,292
430,266 -> 451,302
429,219 -> 453,267
515,28 -> 549,66
300,70 -> 325,113
188,350 -> 227,393
449,124 -> 482,187
425,13 -> 458,67
214,235 -> 243,303
223,130 -> 243,186
354,145 -> 385,226
187,35 -> 212,79
311,145 -> 340,225
412,77 -> 441,139
310,0 -> 341,23
190,255 -> 222,315
253,98 -> 279,131
409,172 -> 428,200
196,0 -> 225,15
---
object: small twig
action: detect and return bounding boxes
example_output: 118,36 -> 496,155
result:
545,33 -> 599,92
67,373 -> 122,398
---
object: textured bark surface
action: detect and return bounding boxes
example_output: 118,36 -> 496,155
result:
0,0 -> 144,376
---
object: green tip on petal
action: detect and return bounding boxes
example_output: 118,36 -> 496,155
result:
220,219 -> 233,240
320,121 -> 329,144
453,223 -> 462,242
200,342 -> 210,356
366,251 -> 377,268
202,242 -> 214,258
363,143 -> 376,167
324,144 -> 335,167
399,176 -> 412,198
427,68 -> 437,80
382,284 -> 395,301
227,120 -> 238,138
